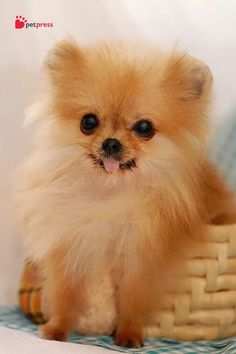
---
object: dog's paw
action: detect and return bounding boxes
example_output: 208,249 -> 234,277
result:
39,322 -> 67,341
115,327 -> 144,348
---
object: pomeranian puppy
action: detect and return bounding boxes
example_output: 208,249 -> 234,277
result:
14,40 -> 236,348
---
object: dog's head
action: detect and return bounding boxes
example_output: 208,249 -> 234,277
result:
29,40 -> 212,184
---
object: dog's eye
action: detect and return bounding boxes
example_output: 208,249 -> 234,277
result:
80,114 -> 99,135
132,120 -> 155,139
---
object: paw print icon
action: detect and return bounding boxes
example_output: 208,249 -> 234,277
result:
15,16 -> 27,29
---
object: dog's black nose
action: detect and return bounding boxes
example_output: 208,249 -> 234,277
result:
102,138 -> 122,155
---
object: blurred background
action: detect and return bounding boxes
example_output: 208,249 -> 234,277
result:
1,0 -> 236,305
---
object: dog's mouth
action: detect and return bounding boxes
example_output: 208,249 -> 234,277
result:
88,154 -> 136,174
99,158 -> 137,173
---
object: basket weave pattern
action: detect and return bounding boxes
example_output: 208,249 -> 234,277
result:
145,224 -> 236,340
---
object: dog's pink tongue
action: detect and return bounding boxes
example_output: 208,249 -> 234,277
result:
103,158 -> 120,174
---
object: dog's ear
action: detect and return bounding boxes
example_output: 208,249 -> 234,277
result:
44,39 -> 84,84
162,53 -> 213,102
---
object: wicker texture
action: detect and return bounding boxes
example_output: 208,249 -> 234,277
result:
146,224 -> 236,340
19,224 -> 236,341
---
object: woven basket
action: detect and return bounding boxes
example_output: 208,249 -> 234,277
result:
19,224 -> 236,341
146,224 -> 236,341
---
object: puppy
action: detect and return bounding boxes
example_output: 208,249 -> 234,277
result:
14,40 -> 236,347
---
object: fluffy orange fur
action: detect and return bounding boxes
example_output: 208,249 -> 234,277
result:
14,40 -> 236,347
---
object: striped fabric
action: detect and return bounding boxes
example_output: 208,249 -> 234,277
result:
19,261 -> 45,325
1,307 -> 236,353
